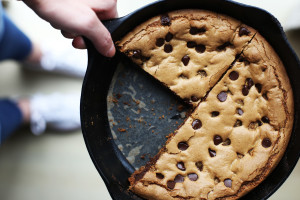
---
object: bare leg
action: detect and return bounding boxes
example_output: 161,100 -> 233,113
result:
23,42 -> 42,65
17,99 -> 31,124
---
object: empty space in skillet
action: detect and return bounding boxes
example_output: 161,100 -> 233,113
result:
107,57 -> 189,170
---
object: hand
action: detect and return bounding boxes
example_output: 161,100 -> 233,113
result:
23,0 -> 118,57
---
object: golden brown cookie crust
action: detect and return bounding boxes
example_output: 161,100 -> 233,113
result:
118,9 -> 294,200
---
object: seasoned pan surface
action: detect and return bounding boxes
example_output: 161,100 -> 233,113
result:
80,0 -> 300,199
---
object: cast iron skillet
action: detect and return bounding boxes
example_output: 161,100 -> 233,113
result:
81,0 -> 300,199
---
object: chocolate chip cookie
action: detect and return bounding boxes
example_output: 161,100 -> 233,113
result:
117,9 -> 294,200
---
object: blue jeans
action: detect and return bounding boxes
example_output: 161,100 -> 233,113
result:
0,11 -> 32,61
0,9 -> 33,144
0,100 -> 23,144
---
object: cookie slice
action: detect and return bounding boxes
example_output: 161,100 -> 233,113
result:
118,10 -> 255,106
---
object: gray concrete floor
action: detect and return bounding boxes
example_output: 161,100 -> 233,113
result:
0,1 -> 299,200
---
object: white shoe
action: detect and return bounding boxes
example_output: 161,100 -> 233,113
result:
25,42 -> 87,78
30,93 -> 81,135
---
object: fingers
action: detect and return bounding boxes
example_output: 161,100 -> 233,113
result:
96,5 -> 118,20
72,36 -> 86,49
81,13 -> 115,57
89,0 -> 118,20
61,31 -> 86,50
61,30 -> 77,39
45,0 -> 117,57
60,16 -> 115,57
83,1 -> 118,57
88,0 -> 117,13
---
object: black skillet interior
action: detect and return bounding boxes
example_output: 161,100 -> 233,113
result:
80,0 -> 300,199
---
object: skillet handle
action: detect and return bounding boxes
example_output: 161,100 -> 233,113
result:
102,16 -> 126,34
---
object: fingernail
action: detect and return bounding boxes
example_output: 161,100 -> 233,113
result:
105,45 -> 116,57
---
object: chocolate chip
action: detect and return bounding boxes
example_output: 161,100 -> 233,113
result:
165,32 -> 173,42
242,85 -> 249,96
187,41 -> 197,48
234,120 -> 242,127
255,83 -> 262,93
174,174 -> 184,183
209,148 -> 216,157
190,27 -> 206,35
239,27 -> 251,36
188,173 -> 198,181
192,119 -> 202,130
214,135 -> 223,145
156,173 -> 164,179
211,111 -> 220,117
217,91 -> 227,102
178,142 -> 189,151
222,138 -> 231,146
224,179 -> 232,188
195,44 -> 206,53
243,79 -> 254,95
261,116 -> 270,123
177,162 -> 186,171
229,71 -> 239,80
190,27 -> 199,35
132,50 -> 141,59
164,44 -> 173,53
161,15 -> 171,26
195,161 -> 203,171
197,70 -> 207,77
181,55 -> 190,66
263,92 -> 268,100
257,120 -> 263,126
237,108 -> 243,115
167,180 -> 176,189
156,38 -> 165,47
262,138 -> 272,148
246,78 -> 254,89
198,27 -> 206,33
191,95 -> 199,102
217,42 -> 231,51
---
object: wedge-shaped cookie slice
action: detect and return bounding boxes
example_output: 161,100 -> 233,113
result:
127,31 -> 293,200
118,10 -> 255,106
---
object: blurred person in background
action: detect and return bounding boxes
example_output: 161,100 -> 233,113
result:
0,0 -> 117,144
